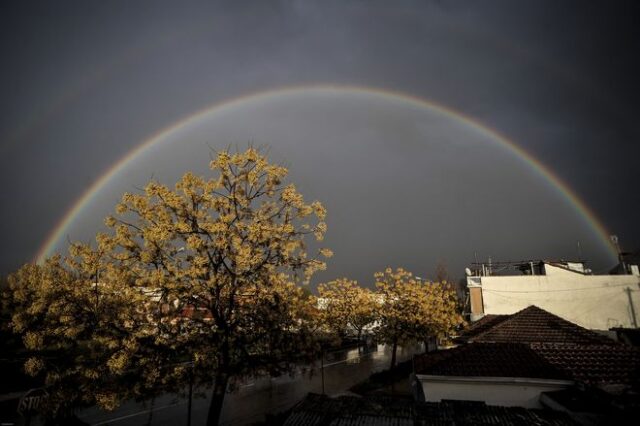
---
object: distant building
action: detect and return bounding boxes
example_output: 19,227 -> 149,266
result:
465,260 -> 640,330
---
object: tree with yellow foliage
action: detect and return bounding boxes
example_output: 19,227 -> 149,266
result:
6,148 -> 330,425
97,147 -> 331,425
374,268 -> 463,369
317,278 -> 376,342
5,247 -> 150,422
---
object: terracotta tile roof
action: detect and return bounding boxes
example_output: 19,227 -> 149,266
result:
414,341 -> 640,389
531,342 -> 640,387
469,306 -> 616,345
418,306 -> 640,388
413,343 -> 570,380
414,400 -> 578,426
455,314 -> 509,343
283,393 -> 578,425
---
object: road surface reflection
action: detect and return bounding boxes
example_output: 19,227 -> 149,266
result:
79,343 -> 423,426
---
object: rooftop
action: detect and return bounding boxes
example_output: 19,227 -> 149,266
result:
437,306 -> 640,389
455,313 -> 509,343
465,306 -> 617,345
531,342 -> 640,387
468,259 -> 590,277
414,342 -> 570,381
283,393 -> 578,426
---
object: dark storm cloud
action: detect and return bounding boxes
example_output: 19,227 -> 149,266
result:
0,0 -> 638,277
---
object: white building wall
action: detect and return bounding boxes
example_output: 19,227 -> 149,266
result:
416,375 -> 572,409
470,264 -> 640,330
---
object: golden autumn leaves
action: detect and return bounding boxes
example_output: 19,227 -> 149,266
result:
6,253 -> 146,414
375,267 -> 463,343
375,267 -> 463,367
318,278 -> 377,341
6,148 -> 334,422
318,269 -> 463,368
100,148 -> 330,284
5,148 -> 462,422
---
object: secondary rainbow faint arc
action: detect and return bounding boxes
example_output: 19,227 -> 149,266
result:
35,84 -> 618,262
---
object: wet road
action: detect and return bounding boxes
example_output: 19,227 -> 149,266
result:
77,343 -> 423,426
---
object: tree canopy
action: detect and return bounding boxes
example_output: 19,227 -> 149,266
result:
8,148 -> 332,425
317,278 -> 376,342
6,147 -> 466,425
5,249 -> 149,418
104,148 -> 332,424
374,267 -> 464,368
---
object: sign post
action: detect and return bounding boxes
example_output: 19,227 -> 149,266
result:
17,388 -> 48,426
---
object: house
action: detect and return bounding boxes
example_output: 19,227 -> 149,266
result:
466,260 -> 640,330
413,342 -> 575,408
413,306 -> 640,414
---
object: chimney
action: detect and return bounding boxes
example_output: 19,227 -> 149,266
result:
467,276 -> 484,322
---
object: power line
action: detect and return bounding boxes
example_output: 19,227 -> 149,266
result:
481,282 -> 635,293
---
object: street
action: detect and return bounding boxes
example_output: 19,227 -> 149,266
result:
76,343 -> 422,426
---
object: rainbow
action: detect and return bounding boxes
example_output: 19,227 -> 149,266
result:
35,84 -> 618,262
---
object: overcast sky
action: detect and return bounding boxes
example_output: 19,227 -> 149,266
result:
1,0 -> 638,284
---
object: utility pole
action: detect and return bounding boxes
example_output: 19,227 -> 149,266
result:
611,235 -> 627,274
186,362 -> 194,426
626,287 -> 638,328
320,350 -> 325,395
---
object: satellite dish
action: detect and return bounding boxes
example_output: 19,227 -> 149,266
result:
465,268 -> 472,276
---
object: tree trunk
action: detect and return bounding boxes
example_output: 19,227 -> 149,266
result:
390,338 -> 398,369
206,371 -> 229,426
145,396 -> 156,426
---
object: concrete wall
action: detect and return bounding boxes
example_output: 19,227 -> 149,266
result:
468,264 -> 640,330
468,285 -> 484,321
416,375 -> 572,409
